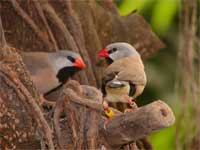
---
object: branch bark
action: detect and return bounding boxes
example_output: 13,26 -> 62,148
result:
101,100 -> 175,148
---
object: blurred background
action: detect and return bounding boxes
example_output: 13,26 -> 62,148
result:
113,0 -> 200,149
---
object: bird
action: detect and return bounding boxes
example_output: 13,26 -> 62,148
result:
21,50 -> 86,105
98,42 -> 151,149
97,42 -> 146,117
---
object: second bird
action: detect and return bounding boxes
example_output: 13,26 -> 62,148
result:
97,42 -> 147,107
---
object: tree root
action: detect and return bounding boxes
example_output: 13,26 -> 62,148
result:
0,64 -> 54,149
33,0 -> 58,50
9,0 -> 53,50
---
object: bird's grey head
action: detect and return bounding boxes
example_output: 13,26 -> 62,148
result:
50,50 -> 86,73
97,42 -> 140,63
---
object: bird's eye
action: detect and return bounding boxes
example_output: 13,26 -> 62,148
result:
108,48 -> 117,54
67,56 -> 75,62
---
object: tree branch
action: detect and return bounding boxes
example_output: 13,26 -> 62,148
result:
101,100 -> 175,148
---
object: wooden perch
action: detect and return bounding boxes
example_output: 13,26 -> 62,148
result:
53,80 -> 175,149
101,100 -> 175,148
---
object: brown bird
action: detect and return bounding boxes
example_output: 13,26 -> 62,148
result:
21,50 -> 86,104
97,42 -> 146,115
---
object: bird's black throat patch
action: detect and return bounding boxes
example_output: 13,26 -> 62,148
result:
56,66 -> 81,83
106,57 -> 113,65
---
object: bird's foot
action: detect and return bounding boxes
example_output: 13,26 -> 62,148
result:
104,107 -> 114,118
102,101 -> 115,129
129,101 -> 137,109
124,101 -> 137,113
123,95 -> 137,109
123,95 -> 138,113
103,101 -> 114,117
124,101 -> 138,113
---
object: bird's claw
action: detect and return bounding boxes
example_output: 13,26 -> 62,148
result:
123,95 -> 137,109
102,101 -> 114,129
104,107 -> 114,118
129,101 -> 137,109
124,101 -> 137,113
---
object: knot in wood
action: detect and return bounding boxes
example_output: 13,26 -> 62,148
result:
160,108 -> 167,117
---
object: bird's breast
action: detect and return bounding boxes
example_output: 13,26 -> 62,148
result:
31,69 -> 59,94
105,84 -> 130,103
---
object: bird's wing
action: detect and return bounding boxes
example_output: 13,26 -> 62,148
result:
21,52 -> 60,93
102,71 -> 118,96
104,55 -> 146,85
21,52 -> 53,75
106,79 -> 127,88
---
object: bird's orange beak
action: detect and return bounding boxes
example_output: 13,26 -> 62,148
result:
97,48 -> 109,58
74,57 -> 86,69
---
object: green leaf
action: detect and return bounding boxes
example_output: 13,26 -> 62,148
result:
118,0 -> 148,16
151,0 -> 178,35
150,125 -> 175,150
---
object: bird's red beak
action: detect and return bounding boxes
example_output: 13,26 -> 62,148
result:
97,48 -> 109,58
74,57 -> 86,69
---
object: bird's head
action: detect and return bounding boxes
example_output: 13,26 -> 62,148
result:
52,50 -> 86,71
97,42 -> 140,64
50,50 -> 86,83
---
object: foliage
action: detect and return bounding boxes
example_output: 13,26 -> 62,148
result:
151,0 -> 178,35
116,0 -> 178,35
150,125 -> 175,150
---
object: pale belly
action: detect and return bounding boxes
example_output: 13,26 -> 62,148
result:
32,71 -> 59,94
105,84 -> 130,103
